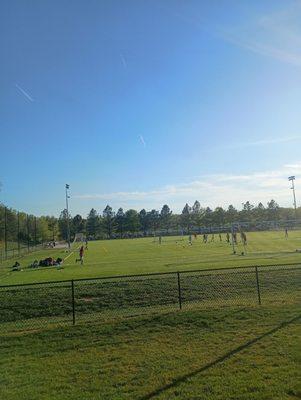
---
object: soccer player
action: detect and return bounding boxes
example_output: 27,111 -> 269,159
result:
219,233 -> 222,242
159,235 -> 162,244
241,231 -> 247,246
76,245 -> 84,265
285,228 -> 288,238
226,232 -> 230,243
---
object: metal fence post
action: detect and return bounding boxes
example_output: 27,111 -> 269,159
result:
4,207 -> 8,260
26,214 -> 30,252
71,280 -> 76,325
177,271 -> 182,310
34,217 -> 37,249
255,266 -> 262,305
17,212 -> 20,256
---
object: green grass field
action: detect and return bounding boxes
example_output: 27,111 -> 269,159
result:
0,304 -> 300,400
0,230 -> 301,285
0,231 -> 300,399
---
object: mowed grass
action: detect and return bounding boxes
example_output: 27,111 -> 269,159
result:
1,230 -> 301,285
0,304 -> 300,400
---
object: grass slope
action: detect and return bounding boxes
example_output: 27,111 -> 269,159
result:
0,304 -> 300,400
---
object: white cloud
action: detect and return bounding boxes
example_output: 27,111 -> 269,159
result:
73,162 -> 301,211
224,136 -> 301,150
219,1 -> 301,67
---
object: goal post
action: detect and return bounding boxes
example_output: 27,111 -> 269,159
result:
72,233 -> 86,245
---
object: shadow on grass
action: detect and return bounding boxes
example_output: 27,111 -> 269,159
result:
140,313 -> 301,400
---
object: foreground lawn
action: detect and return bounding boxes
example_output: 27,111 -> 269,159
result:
0,304 -> 300,399
1,231 -> 301,285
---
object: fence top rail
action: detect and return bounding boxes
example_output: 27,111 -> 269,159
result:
0,261 -> 300,289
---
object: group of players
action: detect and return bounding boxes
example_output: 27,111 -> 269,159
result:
199,231 -> 247,245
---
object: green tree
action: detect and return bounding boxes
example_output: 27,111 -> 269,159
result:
267,199 -> 280,221
86,208 -> 99,238
202,207 -> 213,227
213,207 -> 226,226
253,202 -> 265,221
147,210 -> 160,234
125,209 -> 140,233
191,200 -> 204,229
160,204 -> 172,231
102,205 -> 116,237
115,208 -> 125,235
225,205 -> 238,223
72,214 -> 85,236
58,209 -> 71,241
181,203 -> 192,232
139,209 -> 148,235
46,216 -> 58,241
241,201 -> 254,221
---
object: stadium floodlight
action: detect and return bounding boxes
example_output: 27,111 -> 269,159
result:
65,184 -> 71,249
288,176 -> 297,216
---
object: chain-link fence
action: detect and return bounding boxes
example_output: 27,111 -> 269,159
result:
0,264 -> 300,332
0,206 -> 54,262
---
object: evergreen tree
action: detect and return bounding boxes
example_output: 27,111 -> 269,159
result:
115,208 -> 125,235
213,207 -> 226,226
148,209 -> 160,234
191,200 -> 204,229
72,214 -> 85,236
267,199 -> 280,220
102,205 -> 116,237
58,209 -> 70,240
86,208 -> 99,238
202,207 -> 213,227
225,205 -> 238,223
160,204 -> 172,231
139,209 -> 148,235
125,209 -> 140,233
181,203 -> 192,232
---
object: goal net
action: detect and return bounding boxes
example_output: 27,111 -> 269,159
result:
72,233 -> 86,244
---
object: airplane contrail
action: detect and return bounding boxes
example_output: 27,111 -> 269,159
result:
120,53 -> 127,69
15,83 -> 34,102
139,135 -> 146,147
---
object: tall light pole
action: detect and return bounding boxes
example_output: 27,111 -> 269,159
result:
65,184 -> 71,249
288,176 -> 297,217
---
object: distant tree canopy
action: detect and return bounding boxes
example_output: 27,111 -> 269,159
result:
0,203 -> 58,245
56,200 -> 300,239
1,200 -> 300,242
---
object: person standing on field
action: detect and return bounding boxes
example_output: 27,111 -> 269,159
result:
226,232 -> 230,243
76,245 -> 84,265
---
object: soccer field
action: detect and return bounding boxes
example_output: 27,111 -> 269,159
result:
0,230 -> 301,285
1,232 -> 300,400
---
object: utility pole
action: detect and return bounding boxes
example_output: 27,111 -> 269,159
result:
288,176 -> 297,217
65,184 -> 71,249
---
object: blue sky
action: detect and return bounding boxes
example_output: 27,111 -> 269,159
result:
1,0 -> 301,216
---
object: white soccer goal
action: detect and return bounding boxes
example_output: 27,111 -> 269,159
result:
72,233 -> 86,244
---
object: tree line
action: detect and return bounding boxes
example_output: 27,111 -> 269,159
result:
0,204 -> 57,246
58,200 -> 301,240
1,200 -> 300,245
